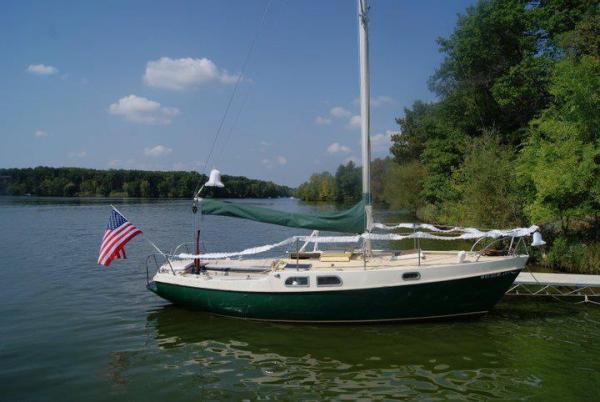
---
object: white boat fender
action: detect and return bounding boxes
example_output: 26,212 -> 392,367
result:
457,250 -> 467,263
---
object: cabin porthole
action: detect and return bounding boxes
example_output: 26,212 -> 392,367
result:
402,272 -> 420,281
317,276 -> 342,287
285,276 -> 309,287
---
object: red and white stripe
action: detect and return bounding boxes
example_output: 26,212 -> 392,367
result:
102,230 -> 126,260
98,222 -> 142,266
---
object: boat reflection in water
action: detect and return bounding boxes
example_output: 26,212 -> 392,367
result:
143,302 -> 576,400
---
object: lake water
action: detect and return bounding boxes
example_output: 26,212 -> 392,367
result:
1,197 -> 599,401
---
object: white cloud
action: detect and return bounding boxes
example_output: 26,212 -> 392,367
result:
144,144 -> 173,157
314,116 -> 331,125
108,95 -> 180,125
330,106 -> 352,118
260,140 -> 271,146
108,160 -> 119,168
371,130 -> 399,153
372,96 -> 395,107
327,142 -> 351,154
353,95 -> 395,108
143,57 -> 239,90
314,105 -> 357,126
69,150 -> 87,159
371,133 -> 389,146
34,129 -> 47,138
348,115 -> 362,129
261,155 -> 287,168
27,64 -> 58,76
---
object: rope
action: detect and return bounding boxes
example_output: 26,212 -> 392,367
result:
172,228 -> 539,260
214,88 -> 251,167
144,236 -> 165,256
373,222 -> 538,234
201,0 -> 274,173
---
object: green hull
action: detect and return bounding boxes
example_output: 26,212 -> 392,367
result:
151,270 -> 520,322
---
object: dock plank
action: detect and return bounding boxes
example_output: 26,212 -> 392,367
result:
515,272 -> 600,287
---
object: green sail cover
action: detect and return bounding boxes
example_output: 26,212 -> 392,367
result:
200,199 -> 366,233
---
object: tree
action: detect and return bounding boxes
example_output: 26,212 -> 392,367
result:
63,182 -> 77,197
449,133 -> 525,227
370,158 -> 388,204
387,0 -> 598,227
390,101 -> 439,163
382,160 -> 427,215
139,180 -> 151,198
518,55 -> 600,231
429,0 -> 546,139
335,161 -> 361,203
0,167 -> 290,199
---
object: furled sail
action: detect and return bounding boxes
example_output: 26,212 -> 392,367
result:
200,198 -> 366,233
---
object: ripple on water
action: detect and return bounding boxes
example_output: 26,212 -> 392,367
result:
2,198 -> 600,401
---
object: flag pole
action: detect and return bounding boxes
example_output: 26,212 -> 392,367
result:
110,204 -> 165,256
110,204 -> 126,217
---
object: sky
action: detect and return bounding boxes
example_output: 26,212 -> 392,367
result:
0,0 -> 476,186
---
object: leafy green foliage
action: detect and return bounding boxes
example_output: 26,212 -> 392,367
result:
547,236 -> 600,274
390,101 -> 440,162
296,161 -> 362,203
448,134 -> 525,227
518,55 -> 600,229
0,167 -> 292,199
382,160 -> 426,215
388,0 -> 598,271
389,0 -> 597,224
335,161 -> 362,202
296,172 -> 336,201
429,0 -> 547,138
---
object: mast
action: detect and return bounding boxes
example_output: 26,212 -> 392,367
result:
358,0 -> 373,233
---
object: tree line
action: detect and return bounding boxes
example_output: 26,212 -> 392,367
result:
0,167 -> 292,199
296,161 -> 362,203
298,0 -> 599,273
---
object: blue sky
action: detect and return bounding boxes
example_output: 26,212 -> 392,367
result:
1,0 -> 475,186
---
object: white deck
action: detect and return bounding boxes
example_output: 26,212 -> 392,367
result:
509,272 -> 600,303
200,251 -> 505,271
515,272 -> 600,287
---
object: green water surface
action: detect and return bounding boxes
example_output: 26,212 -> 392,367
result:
0,197 -> 598,401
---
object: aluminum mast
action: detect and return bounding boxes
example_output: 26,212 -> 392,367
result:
358,0 -> 373,238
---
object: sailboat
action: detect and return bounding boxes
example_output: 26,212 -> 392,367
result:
147,0 -> 543,323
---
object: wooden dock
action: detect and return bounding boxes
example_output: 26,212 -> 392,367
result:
507,272 -> 600,304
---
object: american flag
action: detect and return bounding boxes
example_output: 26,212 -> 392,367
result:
98,207 -> 142,267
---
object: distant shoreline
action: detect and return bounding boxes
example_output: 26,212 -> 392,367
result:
0,194 -> 294,200
0,167 -> 293,199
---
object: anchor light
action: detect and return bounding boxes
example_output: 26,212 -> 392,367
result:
205,169 -> 224,188
531,232 -> 546,247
